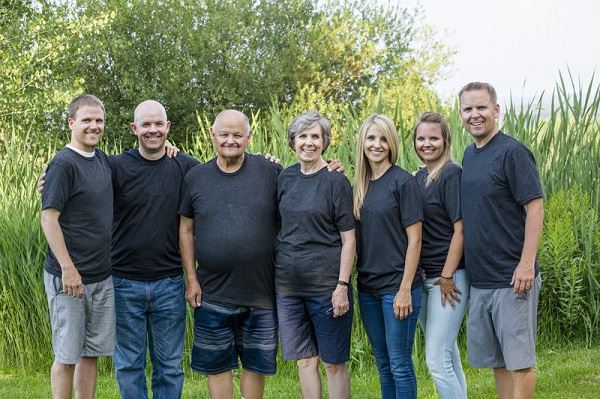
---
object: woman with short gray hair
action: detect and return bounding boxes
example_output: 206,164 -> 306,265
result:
276,110 -> 356,399
286,110 -> 332,152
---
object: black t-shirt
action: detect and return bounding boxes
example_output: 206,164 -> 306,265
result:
110,149 -> 200,280
461,132 -> 543,288
356,165 -> 424,294
416,162 -> 464,279
275,164 -> 355,297
42,147 -> 113,284
179,153 -> 281,308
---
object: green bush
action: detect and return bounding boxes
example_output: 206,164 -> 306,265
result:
538,186 -> 600,344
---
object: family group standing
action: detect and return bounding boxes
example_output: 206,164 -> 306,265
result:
40,81 -> 543,399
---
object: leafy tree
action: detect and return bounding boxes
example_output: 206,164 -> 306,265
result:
0,1 -> 112,135
2,0 -> 449,144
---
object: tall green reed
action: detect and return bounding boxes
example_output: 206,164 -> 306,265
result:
1,72 -> 599,371
0,122 -> 58,371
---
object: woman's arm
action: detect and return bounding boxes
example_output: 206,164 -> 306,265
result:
437,220 -> 464,308
393,222 -> 422,319
331,228 -> 356,317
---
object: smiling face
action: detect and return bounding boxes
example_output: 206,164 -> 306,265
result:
414,122 -> 445,166
68,105 -> 105,152
363,125 -> 391,168
293,123 -> 324,164
211,111 -> 250,161
131,101 -> 170,158
459,89 -> 500,146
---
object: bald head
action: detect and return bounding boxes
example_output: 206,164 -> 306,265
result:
212,109 -> 250,135
130,100 -> 171,160
134,100 -> 168,123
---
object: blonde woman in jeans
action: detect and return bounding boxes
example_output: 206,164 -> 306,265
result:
354,114 -> 423,399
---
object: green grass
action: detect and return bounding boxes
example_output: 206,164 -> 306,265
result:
1,344 -> 599,398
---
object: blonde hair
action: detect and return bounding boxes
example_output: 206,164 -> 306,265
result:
353,114 -> 399,220
413,111 -> 453,187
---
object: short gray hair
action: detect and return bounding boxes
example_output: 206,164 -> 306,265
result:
212,109 -> 250,135
287,110 -> 331,153
458,82 -> 498,105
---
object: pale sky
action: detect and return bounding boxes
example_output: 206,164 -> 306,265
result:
400,0 -> 600,104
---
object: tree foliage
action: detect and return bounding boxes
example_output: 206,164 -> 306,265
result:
2,0 -> 448,142
0,1 -> 112,132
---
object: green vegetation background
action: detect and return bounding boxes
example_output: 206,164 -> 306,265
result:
1,0 -> 600,397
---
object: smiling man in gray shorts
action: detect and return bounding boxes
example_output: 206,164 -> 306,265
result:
41,94 -> 115,399
458,82 -> 544,399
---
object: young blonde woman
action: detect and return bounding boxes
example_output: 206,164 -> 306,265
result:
414,111 -> 468,399
353,114 -> 423,399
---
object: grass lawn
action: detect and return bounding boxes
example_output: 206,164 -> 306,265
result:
1,344 -> 598,398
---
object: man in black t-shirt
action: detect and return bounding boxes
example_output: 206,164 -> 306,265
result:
40,100 -> 197,398
459,82 -> 544,399
110,100 -> 199,399
179,110 -> 281,399
41,94 -> 114,399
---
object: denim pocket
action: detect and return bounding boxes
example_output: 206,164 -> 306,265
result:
53,275 -> 63,293
167,274 -> 185,283
112,276 -> 126,288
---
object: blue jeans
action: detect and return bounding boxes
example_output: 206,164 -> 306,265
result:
113,275 -> 186,399
358,287 -> 422,399
419,269 -> 469,399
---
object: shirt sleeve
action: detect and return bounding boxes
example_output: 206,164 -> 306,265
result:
441,170 -> 462,223
333,175 -> 356,232
178,172 -> 194,218
504,145 -> 543,205
396,176 -> 423,228
41,161 -> 71,212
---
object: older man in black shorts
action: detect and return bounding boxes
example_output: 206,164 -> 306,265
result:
179,110 -> 281,399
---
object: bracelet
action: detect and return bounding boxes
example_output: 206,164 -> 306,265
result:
337,280 -> 350,287
440,274 -> 453,280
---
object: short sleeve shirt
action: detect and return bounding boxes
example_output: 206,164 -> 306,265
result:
275,164 -> 355,297
416,162 -> 464,279
461,132 -> 543,288
357,165 -> 424,294
42,147 -> 113,284
179,153 -> 281,308
110,149 -> 200,280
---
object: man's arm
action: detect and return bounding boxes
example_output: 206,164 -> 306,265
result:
40,208 -> 84,297
179,215 -> 202,307
511,197 -> 544,294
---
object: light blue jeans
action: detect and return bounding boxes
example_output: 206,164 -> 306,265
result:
359,287 -> 422,399
419,269 -> 469,399
113,275 -> 186,399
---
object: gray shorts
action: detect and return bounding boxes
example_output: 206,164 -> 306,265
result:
467,274 -> 541,371
44,271 -> 115,364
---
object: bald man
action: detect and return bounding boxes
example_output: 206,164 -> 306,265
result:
110,100 -> 199,399
179,110 -> 281,399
